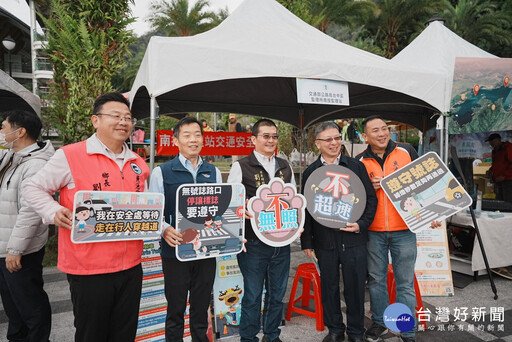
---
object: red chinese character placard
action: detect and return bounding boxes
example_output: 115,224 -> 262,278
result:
247,178 -> 305,247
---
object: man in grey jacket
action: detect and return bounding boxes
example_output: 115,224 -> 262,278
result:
0,110 -> 54,342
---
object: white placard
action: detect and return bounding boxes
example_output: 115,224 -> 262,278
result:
296,78 -> 349,106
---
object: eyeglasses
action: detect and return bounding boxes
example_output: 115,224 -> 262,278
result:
316,135 -> 342,143
95,113 -> 134,123
256,134 -> 279,140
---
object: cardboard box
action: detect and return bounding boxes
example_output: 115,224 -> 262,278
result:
473,163 -> 491,176
474,176 -> 494,195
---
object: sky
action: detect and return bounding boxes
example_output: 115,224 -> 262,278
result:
129,0 -> 243,36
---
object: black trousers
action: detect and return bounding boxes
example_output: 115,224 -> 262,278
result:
162,257 -> 216,342
67,263 -> 142,342
0,247 -> 51,342
316,244 -> 367,339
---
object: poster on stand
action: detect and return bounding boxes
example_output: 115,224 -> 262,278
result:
175,183 -> 245,261
414,226 -> 454,297
380,152 -> 472,233
71,191 -> 164,243
136,240 -> 166,342
136,240 -> 214,341
213,255 -> 244,339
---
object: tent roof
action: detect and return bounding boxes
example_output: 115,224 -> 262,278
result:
0,69 -> 40,116
130,0 -> 447,130
392,20 -> 496,113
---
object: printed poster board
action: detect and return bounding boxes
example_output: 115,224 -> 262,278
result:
136,240 -> 214,341
136,240 -> 166,342
175,183 -> 245,261
213,255 -> 244,339
72,191 -> 164,243
414,225 -> 455,297
380,152 -> 472,233
247,178 -> 305,247
303,165 -> 367,228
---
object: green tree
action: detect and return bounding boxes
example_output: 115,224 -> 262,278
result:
367,0 -> 450,58
42,0 -> 135,144
442,0 -> 512,57
148,0 -> 216,36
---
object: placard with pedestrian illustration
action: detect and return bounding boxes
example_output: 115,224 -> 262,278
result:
380,152 -> 472,232
71,191 -> 164,243
247,178 -> 305,247
175,183 -> 245,261
303,165 -> 367,228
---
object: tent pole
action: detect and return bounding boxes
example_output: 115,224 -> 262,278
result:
443,114 -> 449,164
298,108 -> 305,190
150,96 -> 157,172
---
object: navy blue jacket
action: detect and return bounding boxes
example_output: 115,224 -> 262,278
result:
160,158 -> 217,258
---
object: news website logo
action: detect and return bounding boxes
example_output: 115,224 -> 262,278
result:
384,303 -> 415,332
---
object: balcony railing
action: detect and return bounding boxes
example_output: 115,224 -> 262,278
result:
35,57 -> 53,72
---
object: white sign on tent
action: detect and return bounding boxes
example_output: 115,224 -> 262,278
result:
296,78 -> 349,106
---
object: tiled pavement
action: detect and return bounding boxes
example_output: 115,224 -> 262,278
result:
1,240 -> 511,341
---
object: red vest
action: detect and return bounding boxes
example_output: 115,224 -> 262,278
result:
59,141 -> 149,275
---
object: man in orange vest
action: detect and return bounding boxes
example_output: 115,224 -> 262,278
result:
24,93 -> 149,342
357,116 -> 439,342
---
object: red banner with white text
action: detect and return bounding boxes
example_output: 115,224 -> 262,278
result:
156,131 -> 255,156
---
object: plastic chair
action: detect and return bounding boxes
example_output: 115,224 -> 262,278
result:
387,264 -> 427,329
286,263 -> 324,331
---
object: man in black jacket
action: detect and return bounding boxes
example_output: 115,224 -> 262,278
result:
301,121 -> 377,342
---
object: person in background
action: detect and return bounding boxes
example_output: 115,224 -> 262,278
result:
357,115 -> 440,342
228,113 -> 243,133
0,110 -> 54,342
301,122 -> 377,342
485,133 -> 512,203
149,117 -> 222,342
228,114 -> 243,163
201,119 -> 213,132
228,118 -> 295,342
23,92 -> 149,342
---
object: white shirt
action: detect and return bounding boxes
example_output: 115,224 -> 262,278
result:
227,151 -> 296,189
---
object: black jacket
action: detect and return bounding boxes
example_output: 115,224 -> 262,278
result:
300,154 -> 377,250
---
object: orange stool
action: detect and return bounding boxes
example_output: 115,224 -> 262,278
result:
387,264 -> 427,330
286,263 -> 324,331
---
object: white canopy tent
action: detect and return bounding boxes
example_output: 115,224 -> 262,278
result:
392,20 -> 497,161
130,0 -> 448,169
0,69 -> 41,116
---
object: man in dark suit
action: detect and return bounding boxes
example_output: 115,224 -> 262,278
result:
301,121 -> 377,342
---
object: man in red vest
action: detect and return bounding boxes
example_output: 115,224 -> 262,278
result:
24,93 -> 150,342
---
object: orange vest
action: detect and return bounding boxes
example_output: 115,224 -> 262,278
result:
359,145 -> 413,232
59,141 -> 149,275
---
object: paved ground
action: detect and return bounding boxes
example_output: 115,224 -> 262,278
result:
1,240 -> 511,341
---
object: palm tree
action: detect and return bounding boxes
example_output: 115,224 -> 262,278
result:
442,0 -> 512,56
279,0 -> 375,33
148,0 -> 216,36
368,0 -> 450,58
310,0 -> 377,33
